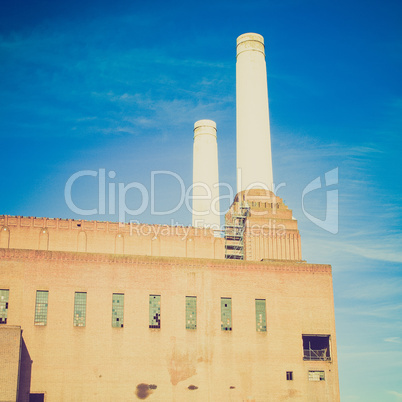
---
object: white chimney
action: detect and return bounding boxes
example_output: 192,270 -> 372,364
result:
192,119 -> 220,229
236,33 -> 274,193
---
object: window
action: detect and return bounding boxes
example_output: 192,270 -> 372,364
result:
29,394 -> 45,402
73,292 -> 87,327
255,299 -> 266,332
112,293 -> 124,328
0,289 -> 9,324
186,296 -> 197,330
149,295 -> 161,329
286,371 -> 293,381
221,297 -> 232,331
308,370 -> 325,381
303,335 -> 331,361
34,291 -> 48,326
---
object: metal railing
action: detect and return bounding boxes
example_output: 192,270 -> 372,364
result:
303,348 -> 330,361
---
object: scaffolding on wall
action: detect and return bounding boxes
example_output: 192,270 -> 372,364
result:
303,347 -> 330,361
224,203 -> 249,259
302,336 -> 331,361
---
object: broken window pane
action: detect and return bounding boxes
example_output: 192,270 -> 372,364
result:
186,296 -> 197,330
112,293 -> 124,328
255,299 -> 266,332
0,289 -> 9,324
308,370 -> 325,381
221,297 -> 232,331
73,292 -> 87,327
149,295 -> 161,329
303,335 -> 331,361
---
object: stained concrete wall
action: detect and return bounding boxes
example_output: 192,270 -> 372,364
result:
0,248 -> 339,401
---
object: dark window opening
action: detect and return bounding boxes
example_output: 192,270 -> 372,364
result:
303,335 -> 330,361
286,371 -> 293,381
30,394 -> 45,402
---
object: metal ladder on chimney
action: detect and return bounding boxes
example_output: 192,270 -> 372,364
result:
224,203 -> 250,260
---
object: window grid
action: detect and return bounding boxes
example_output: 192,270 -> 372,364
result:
308,370 -> 325,381
186,296 -> 197,330
221,297 -> 232,331
34,291 -> 48,326
0,289 -> 9,324
255,299 -> 267,332
112,293 -> 124,328
286,371 -> 293,381
149,295 -> 161,329
73,292 -> 87,327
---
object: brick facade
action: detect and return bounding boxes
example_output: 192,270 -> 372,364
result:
0,245 -> 339,401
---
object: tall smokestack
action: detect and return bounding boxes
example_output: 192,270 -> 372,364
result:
236,33 -> 274,193
192,119 -> 220,229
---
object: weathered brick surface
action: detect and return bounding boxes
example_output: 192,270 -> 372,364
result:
0,215 -> 225,260
0,248 -> 339,401
0,326 -> 21,402
225,190 -> 303,261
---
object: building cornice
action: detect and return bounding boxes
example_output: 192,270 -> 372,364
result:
0,247 -> 331,273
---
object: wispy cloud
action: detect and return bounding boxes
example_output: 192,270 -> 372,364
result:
337,277 -> 402,302
385,337 -> 402,344
272,133 -> 402,273
388,391 -> 402,399
0,16 -> 234,141
329,238 -> 402,264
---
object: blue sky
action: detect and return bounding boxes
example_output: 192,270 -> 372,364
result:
1,0 -> 401,400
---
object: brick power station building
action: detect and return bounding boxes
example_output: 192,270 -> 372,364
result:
0,33 -> 340,401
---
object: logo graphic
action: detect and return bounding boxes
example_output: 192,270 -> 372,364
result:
301,168 -> 338,234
